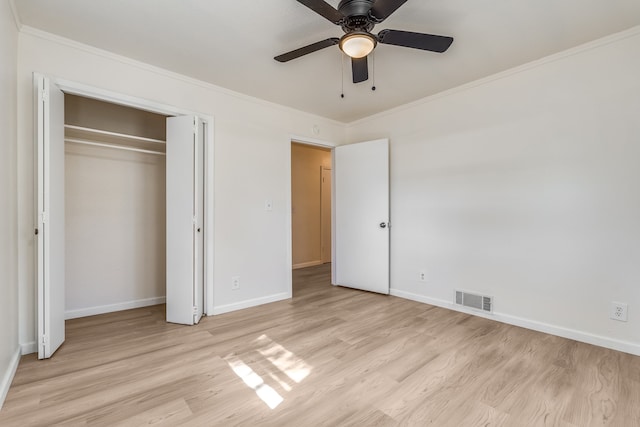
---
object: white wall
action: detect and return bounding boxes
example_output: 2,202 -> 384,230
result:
17,28 -> 345,350
0,0 -> 20,408
347,27 -> 640,355
65,145 -> 166,318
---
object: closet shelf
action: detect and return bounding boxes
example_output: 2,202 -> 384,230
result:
65,125 -> 165,144
65,138 -> 166,156
65,124 -> 166,155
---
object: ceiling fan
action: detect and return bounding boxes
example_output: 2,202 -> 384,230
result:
274,0 -> 454,84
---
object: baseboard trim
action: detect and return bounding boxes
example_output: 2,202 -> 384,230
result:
212,292 -> 290,315
292,260 -> 324,270
65,296 -> 166,320
390,288 -> 640,357
20,342 -> 37,355
0,347 -> 21,410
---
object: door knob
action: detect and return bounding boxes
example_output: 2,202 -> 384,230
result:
379,222 -> 387,228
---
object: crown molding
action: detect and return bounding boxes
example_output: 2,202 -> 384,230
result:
19,25 -> 347,129
8,0 -> 21,31
348,24 -> 640,128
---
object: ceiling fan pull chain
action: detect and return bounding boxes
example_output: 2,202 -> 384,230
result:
340,51 -> 345,98
371,51 -> 376,91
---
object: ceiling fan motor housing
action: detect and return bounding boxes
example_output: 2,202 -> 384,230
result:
338,0 -> 375,32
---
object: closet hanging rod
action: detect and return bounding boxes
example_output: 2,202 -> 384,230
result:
65,138 -> 166,156
64,124 -> 166,144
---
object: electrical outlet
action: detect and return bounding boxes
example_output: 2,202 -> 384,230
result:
232,276 -> 240,290
419,271 -> 427,282
610,302 -> 628,322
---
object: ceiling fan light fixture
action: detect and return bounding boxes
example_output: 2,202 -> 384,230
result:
339,32 -> 376,58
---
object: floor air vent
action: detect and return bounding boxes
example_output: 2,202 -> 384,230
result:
455,290 -> 492,313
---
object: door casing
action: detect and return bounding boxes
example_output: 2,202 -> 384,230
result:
287,135 -> 338,293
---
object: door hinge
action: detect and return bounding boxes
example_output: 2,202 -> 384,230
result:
193,216 -> 197,225
41,89 -> 47,102
42,335 -> 47,345
193,306 -> 198,314
40,211 -> 48,224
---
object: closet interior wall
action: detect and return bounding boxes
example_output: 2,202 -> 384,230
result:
64,94 -> 168,319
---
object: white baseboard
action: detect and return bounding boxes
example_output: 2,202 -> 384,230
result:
212,292 -> 290,315
292,260 -> 324,270
65,296 -> 166,320
20,342 -> 36,355
390,288 -> 640,357
0,347 -> 21,410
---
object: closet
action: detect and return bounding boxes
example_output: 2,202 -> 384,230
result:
34,74 -> 207,358
64,94 -> 168,320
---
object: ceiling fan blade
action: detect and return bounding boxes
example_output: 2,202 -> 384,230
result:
297,0 -> 344,24
274,38 -> 340,62
352,57 -> 368,83
378,29 -> 453,53
369,0 -> 408,22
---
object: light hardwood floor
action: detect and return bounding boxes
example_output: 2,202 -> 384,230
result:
2,264 -> 639,426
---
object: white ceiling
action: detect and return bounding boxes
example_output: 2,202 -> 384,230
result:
14,0 -> 640,123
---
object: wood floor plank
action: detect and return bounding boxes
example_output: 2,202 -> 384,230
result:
110,398 -> 193,427
1,263 -> 639,426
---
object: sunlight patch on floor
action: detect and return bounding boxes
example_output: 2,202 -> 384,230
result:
255,334 -> 312,383
224,335 -> 314,410
225,355 -> 284,409
268,371 -> 293,392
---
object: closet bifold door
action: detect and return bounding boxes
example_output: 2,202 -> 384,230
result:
35,73 -> 66,359
166,115 -> 204,325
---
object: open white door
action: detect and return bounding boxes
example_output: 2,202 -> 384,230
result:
194,120 -> 205,323
334,139 -> 389,294
35,74 -> 66,359
321,167 -> 332,264
166,115 -> 204,325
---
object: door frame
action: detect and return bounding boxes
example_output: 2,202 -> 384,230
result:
287,135 -> 338,295
37,75 -> 215,316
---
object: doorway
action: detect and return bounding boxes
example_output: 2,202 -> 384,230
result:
288,137 -> 391,300
291,142 -> 333,295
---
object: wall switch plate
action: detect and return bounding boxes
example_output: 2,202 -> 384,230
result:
232,276 -> 240,290
610,302 -> 628,322
419,271 -> 427,282
264,200 -> 273,211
